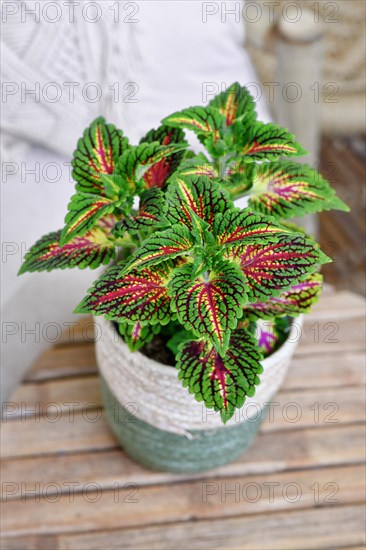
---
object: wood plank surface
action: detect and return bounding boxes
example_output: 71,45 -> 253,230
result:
1,504 -> 365,550
24,343 -> 97,382
1,290 -> 365,550
56,504 -> 366,550
2,424 -> 364,501
2,464 -> 364,536
299,316 -> 365,355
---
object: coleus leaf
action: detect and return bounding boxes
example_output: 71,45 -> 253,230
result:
227,235 -> 329,302
140,124 -> 186,146
163,106 -> 224,139
19,215 -> 118,273
168,261 -> 247,353
61,193 -> 119,244
116,141 -> 187,191
177,154 -> 219,179
76,262 -> 173,324
248,161 -> 349,218
166,175 -> 230,229
239,121 -> 307,160
121,223 -> 194,273
209,82 -> 256,126
118,321 -> 162,352
113,188 -> 167,235
176,328 -> 263,422
244,273 -> 323,318
221,160 -> 252,198
72,117 -> 129,195
139,125 -> 187,188
101,173 -> 132,200
213,208 -> 291,249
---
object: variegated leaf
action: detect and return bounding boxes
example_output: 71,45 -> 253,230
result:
19,215 -> 118,273
176,329 -> 263,422
101,173 -> 131,200
213,208 -> 290,249
239,121 -> 306,160
177,154 -> 219,179
140,124 -> 186,146
222,160 -> 252,198
228,236 -> 329,301
61,193 -> 118,244
118,321 -> 161,352
72,117 -> 129,195
248,161 -> 349,218
209,82 -> 256,126
116,141 -> 187,190
169,261 -> 247,353
166,175 -> 230,229
122,223 -> 194,273
139,125 -> 187,188
244,273 -> 323,318
163,106 -> 224,139
76,263 -> 173,324
113,188 -> 167,235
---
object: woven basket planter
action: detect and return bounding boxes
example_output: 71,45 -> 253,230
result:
95,316 -> 303,473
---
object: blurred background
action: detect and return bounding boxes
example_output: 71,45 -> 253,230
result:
245,0 -> 366,296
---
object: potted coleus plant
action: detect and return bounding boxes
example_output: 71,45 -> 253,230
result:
20,83 -> 348,473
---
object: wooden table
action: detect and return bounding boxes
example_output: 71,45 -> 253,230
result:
1,289 -> 365,550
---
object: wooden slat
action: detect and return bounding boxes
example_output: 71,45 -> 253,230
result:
262,386 -> 366,432
1,536 -> 57,550
284,351 -> 365,389
1,424 -> 364,501
58,504 -> 366,550
24,343 -> 96,382
6,376 -> 101,420
2,505 -> 365,550
298,316 -> 365,355
1,464 -> 364,537
2,385 -> 365,459
309,290 -> 365,320
57,317 -> 96,345
1,503 -> 365,549
1,409 -> 115,458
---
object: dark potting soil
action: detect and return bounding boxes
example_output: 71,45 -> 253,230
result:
113,321 -> 176,367
139,333 -> 176,367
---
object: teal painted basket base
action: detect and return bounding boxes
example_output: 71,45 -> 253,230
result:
100,374 -> 267,473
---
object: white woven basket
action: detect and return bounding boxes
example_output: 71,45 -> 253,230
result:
95,316 -> 303,437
